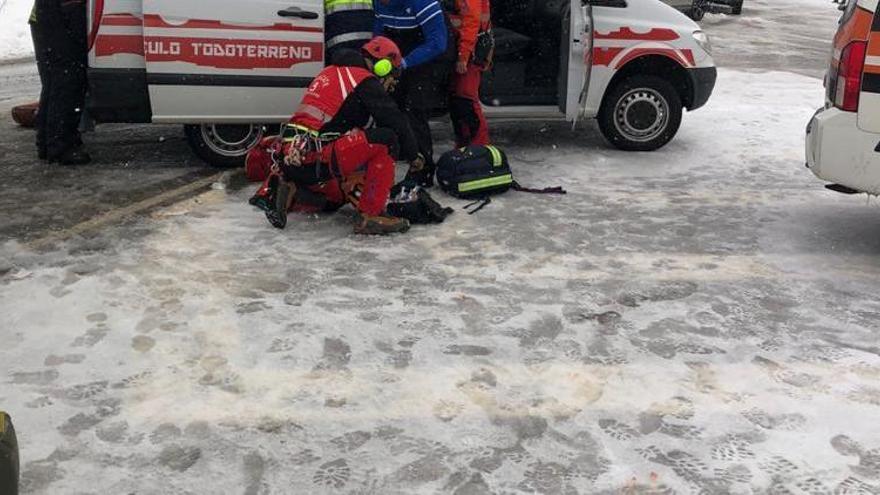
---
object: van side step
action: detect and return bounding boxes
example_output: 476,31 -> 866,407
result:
825,184 -> 861,195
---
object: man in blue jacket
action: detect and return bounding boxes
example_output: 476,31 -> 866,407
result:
374,0 -> 450,186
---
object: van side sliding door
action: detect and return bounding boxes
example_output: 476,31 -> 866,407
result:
141,0 -> 324,123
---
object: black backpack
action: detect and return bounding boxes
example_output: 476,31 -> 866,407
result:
436,145 -> 566,200
436,145 -> 515,198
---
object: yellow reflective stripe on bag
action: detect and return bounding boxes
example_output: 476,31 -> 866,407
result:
485,145 -> 503,167
458,174 -> 513,193
0,412 -> 5,434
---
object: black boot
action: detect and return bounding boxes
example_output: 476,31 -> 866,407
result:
405,166 -> 435,188
52,147 -> 91,166
248,194 -> 272,213
264,176 -> 296,230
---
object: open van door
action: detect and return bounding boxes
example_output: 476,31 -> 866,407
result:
560,0 -> 593,123
141,0 -> 324,124
858,8 -> 880,132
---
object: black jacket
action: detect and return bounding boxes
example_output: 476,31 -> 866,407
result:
321,49 -> 420,162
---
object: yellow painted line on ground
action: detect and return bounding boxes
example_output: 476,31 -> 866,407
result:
26,172 -> 227,251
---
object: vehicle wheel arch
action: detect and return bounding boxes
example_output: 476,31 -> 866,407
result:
602,54 -> 694,112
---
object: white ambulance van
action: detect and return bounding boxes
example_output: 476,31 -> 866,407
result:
86,0 -> 717,166
806,0 -> 880,196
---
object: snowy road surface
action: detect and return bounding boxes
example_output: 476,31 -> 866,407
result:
3,1 -> 880,494
0,0 -> 37,62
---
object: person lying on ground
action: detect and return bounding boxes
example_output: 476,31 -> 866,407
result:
247,37 -> 426,236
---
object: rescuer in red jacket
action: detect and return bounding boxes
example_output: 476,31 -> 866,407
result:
447,0 -> 491,147
247,37 -> 424,236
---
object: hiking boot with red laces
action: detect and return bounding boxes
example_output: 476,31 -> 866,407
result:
354,214 -> 411,235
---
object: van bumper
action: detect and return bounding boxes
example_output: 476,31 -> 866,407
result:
806,105 -> 880,195
687,66 -> 717,111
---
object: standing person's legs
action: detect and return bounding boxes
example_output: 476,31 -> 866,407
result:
396,63 -> 437,184
450,64 -> 490,147
45,2 -> 88,162
30,24 -> 50,159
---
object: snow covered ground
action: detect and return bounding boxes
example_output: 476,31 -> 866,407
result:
0,0 -> 34,62
3,0 -> 878,493
3,65 -> 880,493
703,0 -> 840,78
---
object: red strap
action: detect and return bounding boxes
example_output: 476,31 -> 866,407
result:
512,182 -> 567,195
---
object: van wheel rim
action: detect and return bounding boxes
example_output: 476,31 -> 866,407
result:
200,124 -> 264,157
613,89 -> 669,143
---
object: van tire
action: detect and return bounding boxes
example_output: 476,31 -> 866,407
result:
598,75 -> 683,152
687,1 -> 706,21
688,9 -> 706,21
730,0 -> 743,15
184,123 -> 266,168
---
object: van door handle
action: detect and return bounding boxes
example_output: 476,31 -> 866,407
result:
277,6 -> 319,19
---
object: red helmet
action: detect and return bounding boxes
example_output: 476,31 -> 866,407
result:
362,36 -> 403,69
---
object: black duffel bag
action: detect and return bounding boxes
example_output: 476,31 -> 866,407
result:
436,145 -> 566,201
437,145 -> 515,198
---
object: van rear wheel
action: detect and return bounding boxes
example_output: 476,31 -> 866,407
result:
730,0 -> 743,14
598,75 -> 683,152
687,1 -> 706,21
184,123 -> 266,168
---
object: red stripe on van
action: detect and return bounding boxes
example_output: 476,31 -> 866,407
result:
591,47 -> 694,68
613,47 -> 694,69
595,27 -> 679,42
143,14 -> 323,34
94,34 -> 145,56
102,14 -> 143,27
592,47 -> 624,66
143,37 -> 323,69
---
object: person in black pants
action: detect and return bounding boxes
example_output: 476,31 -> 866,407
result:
324,0 -> 374,64
30,0 -> 91,165
374,0 -> 451,187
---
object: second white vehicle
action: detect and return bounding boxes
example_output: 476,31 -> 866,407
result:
86,0 -> 717,166
806,0 -> 880,195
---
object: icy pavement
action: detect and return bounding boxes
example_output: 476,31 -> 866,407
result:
2,67 -> 880,493
0,0 -> 37,62
702,0 -> 839,79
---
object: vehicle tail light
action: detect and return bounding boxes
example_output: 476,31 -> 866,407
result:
834,40 -> 867,112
